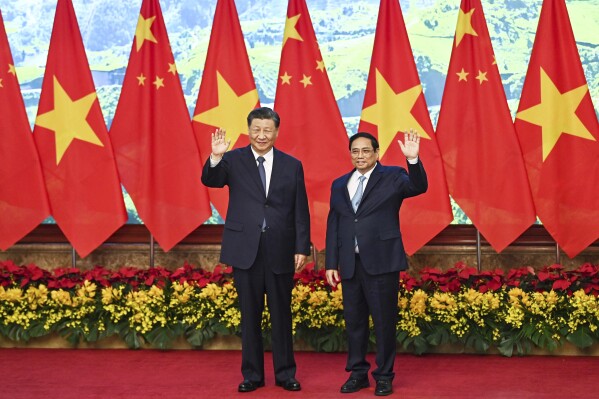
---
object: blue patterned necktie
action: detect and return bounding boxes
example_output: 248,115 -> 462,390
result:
352,175 -> 366,212
257,156 -> 267,229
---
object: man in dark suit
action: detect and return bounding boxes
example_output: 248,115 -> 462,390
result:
325,130 -> 427,396
201,107 -> 310,393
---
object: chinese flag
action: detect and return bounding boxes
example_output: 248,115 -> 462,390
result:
192,0 -> 260,219
274,0 -> 348,250
358,0 -> 452,255
32,0 -> 126,257
514,0 -> 599,257
111,0 -> 211,251
0,10 -> 49,250
435,0 -> 536,252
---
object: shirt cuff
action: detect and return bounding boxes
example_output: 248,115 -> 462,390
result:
407,156 -> 419,165
209,154 -> 222,167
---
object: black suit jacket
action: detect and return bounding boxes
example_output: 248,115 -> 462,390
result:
202,145 -> 310,273
325,161 -> 427,278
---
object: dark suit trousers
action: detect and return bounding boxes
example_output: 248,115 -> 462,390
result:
233,231 -> 296,383
342,254 -> 399,381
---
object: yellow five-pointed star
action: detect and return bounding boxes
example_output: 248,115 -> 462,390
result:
135,15 -> 158,52
475,70 -> 488,85
153,76 -> 164,89
516,67 -> 596,161
316,60 -> 325,72
361,69 -> 430,159
8,64 -> 16,76
193,71 -> 259,150
455,8 -> 478,47
168,62 -> 177,75
137,73 -> 146,86
280,72 -> 292,85
457,68 -> 469,81
283,14 -> 303,47
300,74 -> 312,88
35,76 -> 103,165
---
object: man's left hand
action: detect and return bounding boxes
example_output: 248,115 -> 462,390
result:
398,128 -> 420,160
294,254 -> 307,272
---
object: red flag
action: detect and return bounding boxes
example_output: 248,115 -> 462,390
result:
0,10 -> 50,250
111,0 -> 211,251
32,0 -> 125,257
514,0 -> 599,257
192,0 -> 260,219
358,0 -> 452,255
274,0 -> 348,250
435,0 -> 536,252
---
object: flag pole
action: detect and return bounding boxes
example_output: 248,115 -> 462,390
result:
555,243 -> 561,265
150,233 -> 155,268
476,229 -> 482,272
311,243 -> 318,269
71,247 -> 77,268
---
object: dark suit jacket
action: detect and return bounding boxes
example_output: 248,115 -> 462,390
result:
325,161 -> 427,278
202,145 -> 310,273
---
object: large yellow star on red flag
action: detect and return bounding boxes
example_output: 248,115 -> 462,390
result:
135,14 -> 158,51
193,71 -> 259,149
516,67 -> 596,161
35,76 -> 103,165
283,14 -> 303,47
455,8 -> 478,47
361,69 -> 430,159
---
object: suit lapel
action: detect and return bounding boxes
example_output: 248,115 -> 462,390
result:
358,163 -> 383,212
269,148 -> 285,198
342,170 -> 355,212
241,146 -> 266,198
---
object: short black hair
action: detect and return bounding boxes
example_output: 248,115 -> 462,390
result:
247,107 -> 280,128
349,132 -> 379,151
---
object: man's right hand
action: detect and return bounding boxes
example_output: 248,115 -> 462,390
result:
211,128 -> 230,159
326,269 -> 340,288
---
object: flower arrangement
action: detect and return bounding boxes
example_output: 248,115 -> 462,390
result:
1,260 -> 598,356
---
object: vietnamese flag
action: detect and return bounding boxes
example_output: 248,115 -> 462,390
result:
32,0 -> 125,257
514,0 -> 599,257
0,10 -> 50,250
111,0 -> 211,251
436,0 -> 536,252
274,0 -> 348,250
358,0 -> 452,255
192,0 -> 260,219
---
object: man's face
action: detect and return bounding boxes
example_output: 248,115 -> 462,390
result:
249,118 -> 278,156
350,137 -> 379,173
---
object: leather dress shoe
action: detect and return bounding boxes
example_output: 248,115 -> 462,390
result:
340,376 -> 370,393
238,379 -> 264,392
375,380 -> 393,396
275,377 -> 301,391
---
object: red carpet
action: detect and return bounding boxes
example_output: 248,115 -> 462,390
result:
0,349 -> 597,398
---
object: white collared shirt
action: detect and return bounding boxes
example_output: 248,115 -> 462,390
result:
347,163 -> 377,199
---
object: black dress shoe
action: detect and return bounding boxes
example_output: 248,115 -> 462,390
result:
340,376 -> 370,393
375,380 -> 393,396
238,380 -> 264,392
275,377 -> 301,391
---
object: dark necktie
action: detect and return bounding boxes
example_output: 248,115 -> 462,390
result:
257,156 -> 267,229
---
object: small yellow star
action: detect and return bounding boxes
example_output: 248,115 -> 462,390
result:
137,73 -> 146,86
135,15 -> 158,52
316,60 -> 325,72
492,55 -> 497,65
8,64 -> 17,76
456,68 -> 469,82
168,62 -> 177,75
283,14 -> 303,47
455,8 -> 478,47
280,72 -> 292,85
300,74 -> 312,88
153,76 -> 164,89
475,70 -> 488,85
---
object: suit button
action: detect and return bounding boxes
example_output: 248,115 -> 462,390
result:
354,219 -> 358,222
265,204 -> 269,208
